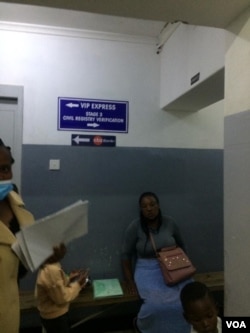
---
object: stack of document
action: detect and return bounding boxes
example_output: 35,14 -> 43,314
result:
12,200 -> 88,272
93,278 -> 124,299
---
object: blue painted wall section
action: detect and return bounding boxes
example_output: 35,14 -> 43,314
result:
20,145 -> 223,290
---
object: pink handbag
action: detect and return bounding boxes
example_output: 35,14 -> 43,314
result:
149,233 -> 196,286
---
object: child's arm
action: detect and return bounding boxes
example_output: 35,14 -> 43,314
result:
38,264 -> 83,304
69,269 -> 89,286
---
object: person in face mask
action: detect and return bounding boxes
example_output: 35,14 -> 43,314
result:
0,139 -> 66,333
0,139 -> 35,333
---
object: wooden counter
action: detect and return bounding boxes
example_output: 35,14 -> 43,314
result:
20,281 -> 139,313
20,271 -> 224,313
20,281 -> 141,330
193,271 -> 224,291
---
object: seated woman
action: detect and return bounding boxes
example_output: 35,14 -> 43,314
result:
121,191 -> 193,333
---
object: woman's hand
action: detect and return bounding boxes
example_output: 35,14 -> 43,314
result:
44,243 -> 67,264
52,243 -> 67,261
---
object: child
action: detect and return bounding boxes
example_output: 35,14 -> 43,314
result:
180,281 -> 222,333
35,244 -> 89,333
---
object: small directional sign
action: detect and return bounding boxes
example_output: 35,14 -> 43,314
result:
72,134 -> 116,147
58,97 -> 128,133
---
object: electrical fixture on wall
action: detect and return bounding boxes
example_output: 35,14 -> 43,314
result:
49,159 -> 60,170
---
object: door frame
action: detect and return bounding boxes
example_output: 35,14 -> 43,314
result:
0,84 -> 23,190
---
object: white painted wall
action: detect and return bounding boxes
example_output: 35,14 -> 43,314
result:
225,8 -> 250,117
224,7 -> 250,316
0,2 -> 224,149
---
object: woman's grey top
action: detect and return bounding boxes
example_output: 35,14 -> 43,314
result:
121,216 -> 185,260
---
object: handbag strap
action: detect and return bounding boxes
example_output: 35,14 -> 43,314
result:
149,232 -> 158,257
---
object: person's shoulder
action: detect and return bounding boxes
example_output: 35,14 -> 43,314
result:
42,262 -> 62,273
8,190 -> 25,206
37,262 -> 64,285
162,215 -> 176,225
125,218 -> 140,234
127,218 -> 140,227
132,217 -> 140,225
190,326 -> 196,333
161,216 -> 179,232
217,317 -> 222,333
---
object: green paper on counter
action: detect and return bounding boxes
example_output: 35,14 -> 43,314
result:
93,278 -> 123,298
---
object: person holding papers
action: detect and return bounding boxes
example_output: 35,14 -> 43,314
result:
0,139 -> 35,333
35,245 -> 89,333
0,139 -> 67,333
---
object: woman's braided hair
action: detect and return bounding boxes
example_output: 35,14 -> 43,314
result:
139,192 -> 162,254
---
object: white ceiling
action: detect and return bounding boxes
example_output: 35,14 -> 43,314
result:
1,0 -> 250,29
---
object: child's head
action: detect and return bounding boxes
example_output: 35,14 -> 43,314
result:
180,281 -> 218,333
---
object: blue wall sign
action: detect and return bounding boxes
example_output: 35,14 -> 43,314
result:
72,134 -> 116,147
58,97 -> 129,133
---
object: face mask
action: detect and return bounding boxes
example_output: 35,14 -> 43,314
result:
0,180 -> 13,200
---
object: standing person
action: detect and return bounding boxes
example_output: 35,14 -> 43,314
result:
180,281 -> 222,333
0,139 -> 66,333
35,245 -> 89,333
121,191 -> 192,333
0,139 -> 35,333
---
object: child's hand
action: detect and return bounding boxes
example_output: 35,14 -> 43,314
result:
69,269 -> 89,287
77,269 -> 89,288
69,270 -> 81,283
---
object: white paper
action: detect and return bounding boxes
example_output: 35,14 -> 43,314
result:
11,238 -> 31,271
12,200 -> 88,271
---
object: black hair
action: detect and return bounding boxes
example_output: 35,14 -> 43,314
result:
0,138 -> 15,164
180,281 -> 215,313
138,191 -> 160,206
138,192 -> 162,254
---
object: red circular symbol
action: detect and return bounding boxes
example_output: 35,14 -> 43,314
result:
93,136 -> 103,146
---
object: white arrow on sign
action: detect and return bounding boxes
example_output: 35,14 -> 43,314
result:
87,123 -> 99,128
73,136 -> 90,144
66,103 -> 79,108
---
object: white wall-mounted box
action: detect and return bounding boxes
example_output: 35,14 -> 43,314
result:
160,23 -> 225,111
